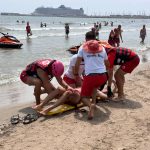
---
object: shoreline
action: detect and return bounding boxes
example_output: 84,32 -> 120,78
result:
0,82 -> 35,109
0,77 -> 59,124
1,13 -> 150,19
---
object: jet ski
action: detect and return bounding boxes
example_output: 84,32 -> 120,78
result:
0,32 -> 23,48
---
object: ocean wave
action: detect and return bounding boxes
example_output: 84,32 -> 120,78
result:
0,73 -> 20,85
123,28 -> 137,32
18,32 -> 85,40
100,30 -> 111,33
1,24 -> 144,33
139,47 -> 150,53
146,27 -> 150,31
17,28 -> 141,40
5,26 -> 92,31
0,27 -> 11,32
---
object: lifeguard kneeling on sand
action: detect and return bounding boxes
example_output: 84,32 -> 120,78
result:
20,59 -> 70,105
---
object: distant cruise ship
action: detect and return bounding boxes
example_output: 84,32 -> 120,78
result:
32,5 -> 85,17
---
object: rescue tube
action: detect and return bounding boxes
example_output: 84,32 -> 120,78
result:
67,40 -> 114,55
98,40 -> 114,49
67,45 -> 80,54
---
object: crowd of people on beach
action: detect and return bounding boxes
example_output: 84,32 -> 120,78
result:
20,22 -> 141,119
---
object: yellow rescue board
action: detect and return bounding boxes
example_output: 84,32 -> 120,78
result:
46,103 -> 83,115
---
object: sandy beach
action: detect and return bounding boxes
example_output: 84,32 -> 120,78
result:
0,62 -> 150,150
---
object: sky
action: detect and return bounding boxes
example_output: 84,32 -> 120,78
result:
1,0 -> 150,15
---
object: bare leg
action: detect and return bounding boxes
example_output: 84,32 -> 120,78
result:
33,87 -> 65,110
40,90 -> 72,115
114,68 -> 126,99
112,80 -> 117,93
33,88 -> 46,96
25,77 -> 42,105
81,97 -> 91,108
142,37 -> 145,43
96,90 -> 107,99
92,88 -> 97,104
88,104 -> 96,120
88,88 -> 98,120
81,97 -> 95,120
34,85 -> 41,105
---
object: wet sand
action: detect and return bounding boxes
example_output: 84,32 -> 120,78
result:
0,82 -> 34,108
0,62 -> 150,150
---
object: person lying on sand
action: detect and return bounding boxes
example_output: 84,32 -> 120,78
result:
33,86 -> 108,116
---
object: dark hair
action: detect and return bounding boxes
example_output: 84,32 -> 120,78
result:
118,25 -> 121,28
85,31 -> 96,40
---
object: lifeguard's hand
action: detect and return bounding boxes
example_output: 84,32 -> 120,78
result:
66,87 -> 75,93
107,86 -> 114,97
65,85 -> 73,91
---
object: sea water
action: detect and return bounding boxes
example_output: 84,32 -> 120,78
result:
0,15 -> 150,106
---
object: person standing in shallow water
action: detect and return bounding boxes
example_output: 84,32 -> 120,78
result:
114,25 -> 123,47
140,25 -> 146,44
26,22 -> 32,37
108,30 -> 116,47
65,23 -> 70,38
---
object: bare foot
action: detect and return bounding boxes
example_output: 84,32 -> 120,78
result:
40,110 -> 49,116
118,94 -> 125,100
112,95 -> 125,102
88,104 -> 96,120
32,105 -> 42,111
